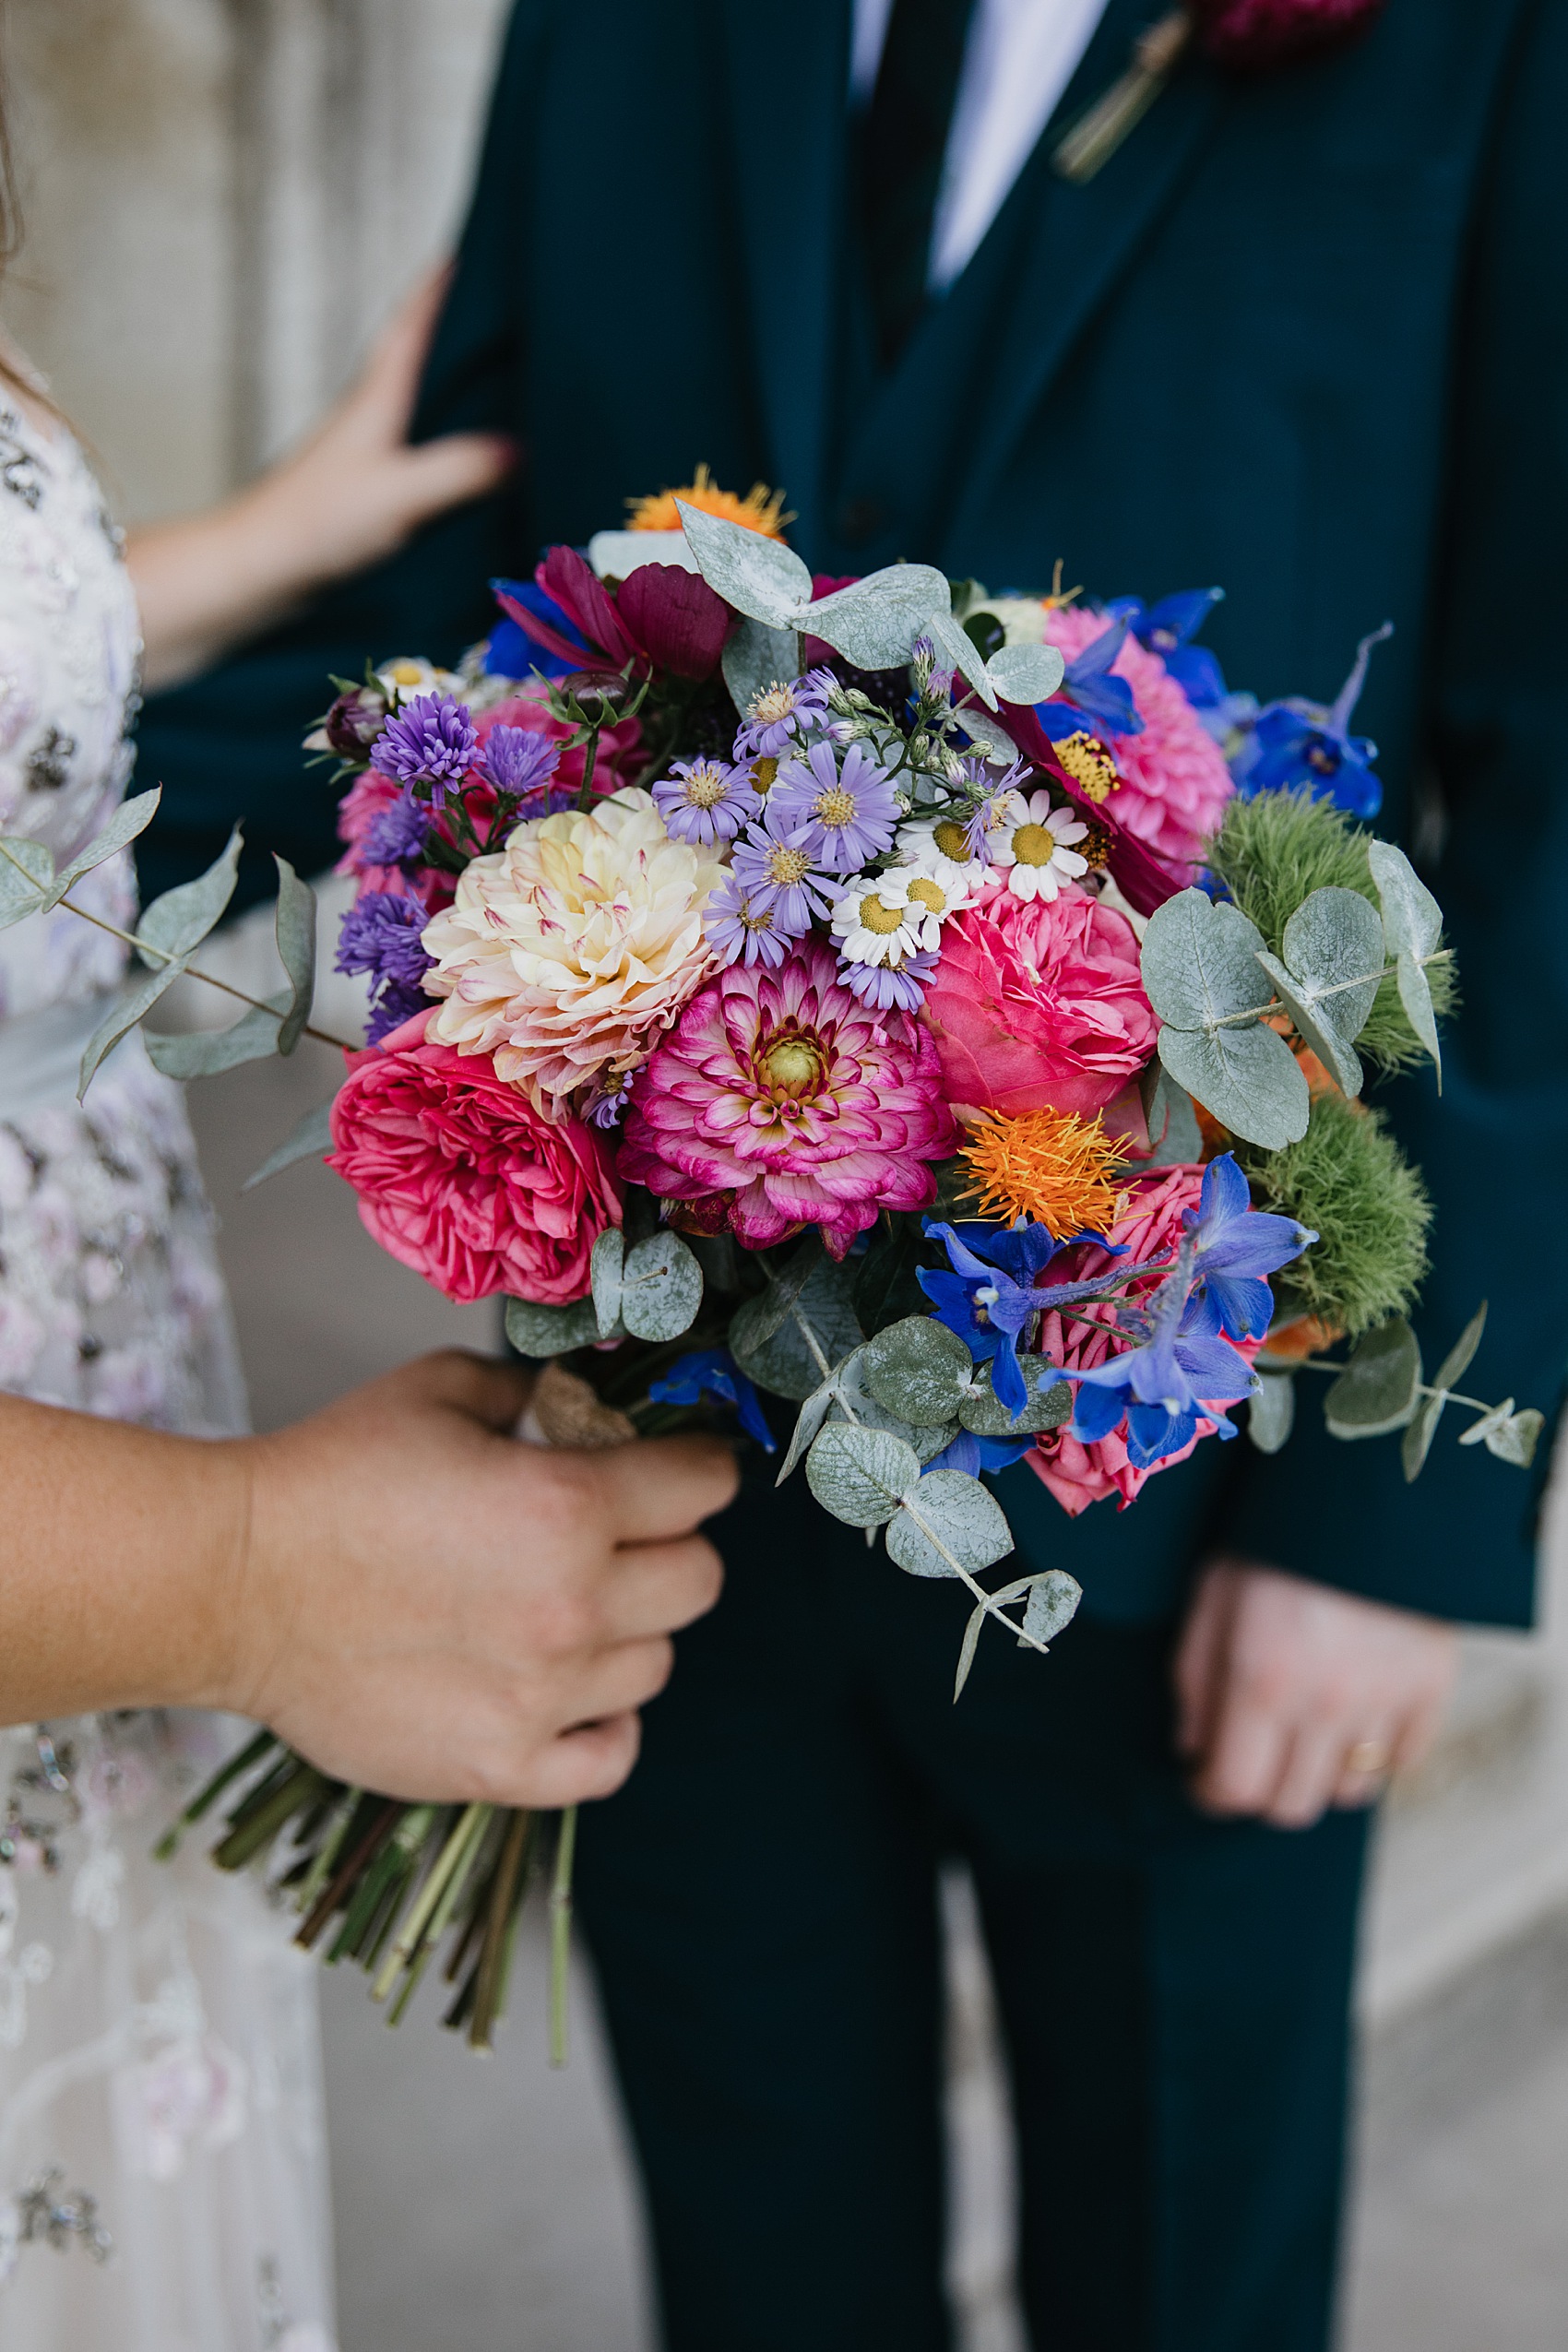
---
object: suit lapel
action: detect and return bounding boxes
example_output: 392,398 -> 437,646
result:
722,0 -> 853,550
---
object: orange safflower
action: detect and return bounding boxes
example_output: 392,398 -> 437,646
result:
626,461 -> 793,540
959,1107 -> 1124,1238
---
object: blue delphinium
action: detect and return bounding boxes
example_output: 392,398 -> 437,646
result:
375,694 -> 479,805
926,1430 -> 1036,1477
1034,614 -> 1144,743
1232,624 -> 1393,817
918,1219 -> 1127,1418
486,576 -> 594,682
337,889 -> 434,1045
1065,1252 -> 1256,1470
648,1349 -> 777,1452
1183,1152 -> 1315,1341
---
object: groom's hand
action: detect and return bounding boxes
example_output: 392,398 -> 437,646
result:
225,1351 -> 736,1809
1173,1559 -> 1457,1829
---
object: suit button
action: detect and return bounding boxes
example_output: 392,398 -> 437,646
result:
837,496 -> 884,545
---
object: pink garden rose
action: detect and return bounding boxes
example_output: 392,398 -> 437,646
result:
1044,605 -> 1233,874
619,939 -> 959,1257
921,884 -> 1157,1121
327,1013 -> 623,1303
1024,1165 -> 1261,1515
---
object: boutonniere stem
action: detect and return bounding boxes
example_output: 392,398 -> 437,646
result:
1054,9 -> 1194,185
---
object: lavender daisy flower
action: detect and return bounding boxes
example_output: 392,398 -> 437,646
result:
704,873 -> 791,968
360,790 -> 431,870
730,803 -> 836,933
771,739 -> 901,873
584,1075 -> 634,1130
480,725 -> 562,801
732,667 -> 835,759
375,693 -> 478,804
652,757 -> 760,847
337,889 -> 434,991
840,947 -> 939,1013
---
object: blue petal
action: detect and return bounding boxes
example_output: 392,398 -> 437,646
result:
1202,1271 -> 1276,1343
1164,645 -> 1228,707
1134,588 -> 1225,655
1066,615 -> 1132,681
1070,1379 -> 1130,1445
991,1334 -> 1028,1419
1195,1150 -> 1250,1232
1125,1401 -> 1200,1468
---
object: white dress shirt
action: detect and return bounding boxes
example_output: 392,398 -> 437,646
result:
850,0 -> 1112,292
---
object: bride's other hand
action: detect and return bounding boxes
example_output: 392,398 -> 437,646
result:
0,1353 -> 735,1810
126,270 -> 516,693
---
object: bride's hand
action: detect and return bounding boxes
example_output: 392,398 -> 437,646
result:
127,270 -> 516,692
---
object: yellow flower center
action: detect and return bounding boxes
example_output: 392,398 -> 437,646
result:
753,683 -> 796,725
683,764 -> 727,808
386,659 -> 429,687
857,894 -> 908,936
766,846 -> 812,887
764,1037 -> 824,1097
739,898 -> 774,934
1054,731 -> 1118,803
1011,822 -> 1057,867
932,819 -> 969,861
751,755 -> 778,794
814,789 -> 857,829
906,876 -> 946,916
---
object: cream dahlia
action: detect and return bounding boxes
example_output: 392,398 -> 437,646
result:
618,940 -> 959,1257
421,788 -> 723,1111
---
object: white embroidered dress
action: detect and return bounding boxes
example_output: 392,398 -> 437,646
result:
0,398 -> 336,2351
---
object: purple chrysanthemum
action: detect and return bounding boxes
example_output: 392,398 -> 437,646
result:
360,789 -> 431,870
730,802 -> 836,934
703,873 -> 791,968
732,666 -> 835,759
337,889 -> 434,991
840,946 -> 939,1013
375,693 -> 478,804
652,756 -> 761,847
771,739 -> 900,873
364,977 -> 432,1047
481,725 -> 563,801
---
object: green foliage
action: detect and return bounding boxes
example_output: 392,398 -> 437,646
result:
1237,1089 -> 1431,1337
1207,791 -> 1456,1075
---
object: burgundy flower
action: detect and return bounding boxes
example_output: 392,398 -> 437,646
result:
1192,0 -> 1386,71
997,705 -> 1182,918
615,562 -> 732,680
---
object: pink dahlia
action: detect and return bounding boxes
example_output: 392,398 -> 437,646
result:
1044,606 -> 1233,875
618,939 -> 959,1258
921,884 -> 1157,1122
327,1012 -> 623,1304
1025,1165 -> 1261,1515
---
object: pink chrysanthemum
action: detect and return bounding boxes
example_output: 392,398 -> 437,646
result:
618,939 -> 959,1258
1044,607 -> 1233,876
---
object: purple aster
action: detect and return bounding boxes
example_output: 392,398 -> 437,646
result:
956,755 -> 1031,861
584,1075 -> 634,1130
770,739 -> 900,873
375,693 -> 478,805
652,756 -> 760,847
840,946 -> 939,1013
703,873 -> 791,968
732,666 -> 835,759
730,802 -> 835,933
480,725 -> 562,801
364,978 -> 432,1047
360,789 -> 430,871
337,888 -> 434,991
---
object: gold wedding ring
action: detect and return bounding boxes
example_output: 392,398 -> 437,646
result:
1345,1739 -> 1392,1777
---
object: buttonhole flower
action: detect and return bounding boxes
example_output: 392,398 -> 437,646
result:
989,790 -> 1092,901
1234,623 -> 1393,818
653,756 -> 761,847
730,803 -> 837,934
704,873 -> 791,968
374,693 -> 479,806
648,1348 -> 778,1452
771,739 -> 901,873
1182,1150 -> 1315,1340
733,668 -> 835,759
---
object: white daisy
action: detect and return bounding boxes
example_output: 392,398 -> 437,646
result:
990,790 -> 1090,902
828,873 -> 927,968
895,813 -> 991,897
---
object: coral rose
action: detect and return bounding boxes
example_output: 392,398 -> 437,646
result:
921,884 -> 1157,1121
619,939 -> 959,1258
1025,1165 -> 1259,1515
327,1013 -> 623,1304
421,788 -> 724,1111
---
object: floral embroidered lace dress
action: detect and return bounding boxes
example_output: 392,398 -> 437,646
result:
0,393 -> 336,2351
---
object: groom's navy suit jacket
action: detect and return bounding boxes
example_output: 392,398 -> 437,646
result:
141,0 -> 1567,1632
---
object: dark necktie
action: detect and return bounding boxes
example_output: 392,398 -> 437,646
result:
859,0 -> 980,369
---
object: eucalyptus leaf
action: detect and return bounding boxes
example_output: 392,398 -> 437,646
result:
1246,1372 -> 1296,1455
590,1229 -> 626,1339
985,640 -> 1066,706
957,1358 -> 1074,1436
1401,1390 -> 1446,1482
1369,839 -> 1442,962
675,499 -> 813,625
1482,1408 -> 1543,1468
1457,1397 -> 1515,1450
925,607 -> 998,711
731,1252 -> 861,1401
885,1468 -> 1014,1579
861,1315 -> 974,1427
1433,1301 -> 1487,1396
620,1229 -> 704,1342
828,1351 -> 956,1462
1254,953 -> 1365,1098
273,856 -> 317,1055
721,617 -> 800,717
1140,890 -> 1271,1031
794,564 -> 950,669
1324,1316 -> 1422,1440
243,1096 -> 337,1190
144,993 -> 291,1078
1141,1065 -> 1203,1168
727,1233 -> 824,1356
1157,1022 -> 1310,1150
953,1598 -> 989,1702
954,707 -> 1023,766
0,835 -> 54,929
137,828 -> 243,967
1021,1569 -> 1082,1646
1255,885 -> 1384,1097
504,1294 -> 603,1360
79,962 -> 193,1097
1396,948 -> 1442,1084
851,1218 -> 930,1336
777,1382 -> 837,1485
49,788 -> 161,901
805,1421 -> 920,1528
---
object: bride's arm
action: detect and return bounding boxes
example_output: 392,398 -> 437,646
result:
0,1352 -> 732,1808
125,273 -> 515,695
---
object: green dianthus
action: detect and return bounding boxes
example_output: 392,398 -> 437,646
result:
1237,1090 -> 1431,1338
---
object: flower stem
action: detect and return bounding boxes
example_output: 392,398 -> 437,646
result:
549,1806 -> 578,2069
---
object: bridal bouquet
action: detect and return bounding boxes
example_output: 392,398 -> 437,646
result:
4,474 -> 1538,2051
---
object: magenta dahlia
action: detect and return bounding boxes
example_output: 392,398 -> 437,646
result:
618,940 -> 959,1258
